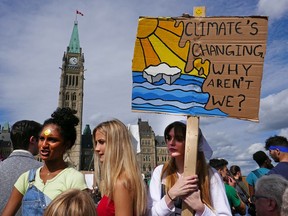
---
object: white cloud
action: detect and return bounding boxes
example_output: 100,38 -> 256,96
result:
257,0 -> 288,20
279,128 -> 288,138
259,88 -> 288,130
247,143 -> 265,154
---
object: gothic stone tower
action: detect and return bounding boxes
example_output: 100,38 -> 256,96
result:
58,21 -> 84,170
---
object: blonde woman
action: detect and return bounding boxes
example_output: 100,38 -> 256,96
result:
93,119 -> 147,216
148,121 -> 231,216
44,189 -> 97,216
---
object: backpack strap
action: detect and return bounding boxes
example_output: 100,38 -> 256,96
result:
235,181 -> 250,204
252,169 -> 261,178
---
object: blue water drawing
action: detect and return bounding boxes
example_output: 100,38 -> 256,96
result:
132,72 -> 227,117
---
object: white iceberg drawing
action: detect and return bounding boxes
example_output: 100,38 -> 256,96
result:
143,63 -> 181,84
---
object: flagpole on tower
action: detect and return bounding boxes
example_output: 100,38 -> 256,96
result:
75,10 -> 84,22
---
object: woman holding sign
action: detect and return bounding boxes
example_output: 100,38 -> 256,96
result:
147,121 -> 231,215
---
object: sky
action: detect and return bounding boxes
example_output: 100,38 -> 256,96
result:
0,0 -> 288,175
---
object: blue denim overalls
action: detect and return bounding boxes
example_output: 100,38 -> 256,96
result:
22,169 -> 52,216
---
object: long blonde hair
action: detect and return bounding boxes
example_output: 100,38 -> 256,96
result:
93,119 -> 147,216
161,122 -> 212,208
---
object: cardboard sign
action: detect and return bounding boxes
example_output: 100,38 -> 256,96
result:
131,16 -> 268,121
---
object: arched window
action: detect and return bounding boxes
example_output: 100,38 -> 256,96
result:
72,92 -> 76,101
65,92 -> 70,100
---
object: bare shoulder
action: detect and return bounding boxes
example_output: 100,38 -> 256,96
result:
114,174 -> 131,192
114,176 -> 134,215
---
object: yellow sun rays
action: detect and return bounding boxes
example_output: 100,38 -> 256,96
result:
132,18 -> 189,73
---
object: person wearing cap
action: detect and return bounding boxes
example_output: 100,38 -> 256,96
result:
265,135 -> 288,180
147,121 -> 231,216
246,150 -> 274,197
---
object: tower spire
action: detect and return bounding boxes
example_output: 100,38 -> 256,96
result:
68,21 -> 80,54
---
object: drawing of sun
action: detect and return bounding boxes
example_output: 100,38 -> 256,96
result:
132,17 -> 189,73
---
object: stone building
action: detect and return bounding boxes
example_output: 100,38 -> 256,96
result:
155,135 -> 170,166
58,20 -> 85,170
137,119 -> 156,178
137,119 -> 170,178
0,123 -> 12,160
81,124 -> 94,171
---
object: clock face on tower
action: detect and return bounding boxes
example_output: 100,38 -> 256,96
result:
69,57 -> 78,65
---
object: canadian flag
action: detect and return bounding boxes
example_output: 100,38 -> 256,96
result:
76,10 -> 84,16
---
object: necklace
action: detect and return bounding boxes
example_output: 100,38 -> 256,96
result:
41,164 -> 67,177
42,168 -> 61,177
42,169 -> 53,176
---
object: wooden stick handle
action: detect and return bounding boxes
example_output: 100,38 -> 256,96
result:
182,6 -> 205,216
181,116 -> 199,216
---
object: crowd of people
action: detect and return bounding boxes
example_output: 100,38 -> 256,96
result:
0,108 -> 288,216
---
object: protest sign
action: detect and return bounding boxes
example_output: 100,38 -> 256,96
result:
132,16 -> 268,121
